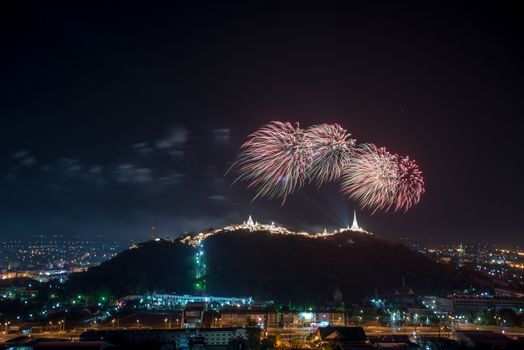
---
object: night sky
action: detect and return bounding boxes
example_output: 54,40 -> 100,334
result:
1,2 -> 523,243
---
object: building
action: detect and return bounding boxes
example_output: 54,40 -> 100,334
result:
454,331 -> 514,348
0,285 -> 38,301
315,327 -> 372,350
420,296 -> 454,314
81,327 -> 260,350
183,303 -> 206,328
316,312 -> 346,327
281,312 -> 300,328
219,307 -> 277,329
368,335 -> 419,350
118,293 -> 254,309
449,295 -> 524,312
181,214 -> 373,248
266,312 -> 279,328
415,337 -> 460,350
350,211 -> 364,232
381,288 -> 417,307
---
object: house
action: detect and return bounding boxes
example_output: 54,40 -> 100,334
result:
316,312 -> 346,326
281,311 -> 300,328
454,331 -> 514,348
368,335 -> 419,349
316,326 -> 372,349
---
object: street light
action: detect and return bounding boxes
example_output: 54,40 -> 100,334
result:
136,319 -> 140,328
164,318 -> 168,328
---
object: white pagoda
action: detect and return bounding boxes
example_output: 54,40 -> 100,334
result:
350,210 -> 364,232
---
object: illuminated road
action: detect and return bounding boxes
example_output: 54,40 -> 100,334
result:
3,325 -> 524,345
0,331 -> 79,343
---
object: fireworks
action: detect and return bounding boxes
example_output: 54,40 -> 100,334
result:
393,156 -> 425,212
229,121 -> 425,212
340,144 -> 399,213
230,121 -> 312,203
306,123 -> 356,186
340,144 -> 425,212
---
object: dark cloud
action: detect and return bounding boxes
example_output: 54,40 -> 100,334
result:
132,142 -> 154,155
155,128 -> 189,150
168,150 -> 184,159
11,150 -> 29,159
20,156 -> 36,167
114,164 -> 153,184
11,150 -> 36,167
88,165 -> 103,174
212,128 -> 231,145
4,130 -> 190,193
156,171 -> 185,185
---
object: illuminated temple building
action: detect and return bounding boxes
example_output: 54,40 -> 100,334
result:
181,213 -> 370,246
350,210 -> 364,232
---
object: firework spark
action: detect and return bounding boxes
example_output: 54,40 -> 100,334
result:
230,121 -> 312,203
341,144 -> 425,212
340,144 -> 399,213
305,123 -> 356,186
393,156 -> 425,212
230,121 -> 424,212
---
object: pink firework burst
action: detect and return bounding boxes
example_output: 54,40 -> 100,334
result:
230,121 -> 312,203
341,144 -> 425,212
305,123 -> 356,186
340,144 -> 399,213
393,156 -> 425,212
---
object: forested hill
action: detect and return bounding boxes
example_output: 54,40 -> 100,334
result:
66,229 -> 479,305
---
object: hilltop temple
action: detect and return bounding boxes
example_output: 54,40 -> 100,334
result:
350,210 -> 364,232
237,212 -> 368,235
181,212 -> 370,247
